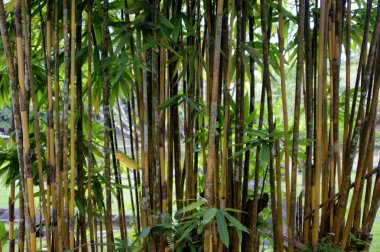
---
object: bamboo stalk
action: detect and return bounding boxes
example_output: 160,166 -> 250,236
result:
19,192 -> 25,252
234,0 -> 245,234
341,23 -> 380,248
278,0 -> 291,230
303,0 -> 313,243
242,7 -> 254,234
362,125 -> 375,225
259,1 -> 281,251
0,4 -> 26,245
75,3 -> 87,248
221,0 -> 234,210
204,0 -> 224,250
62,0 -> 70,245
87,0 -> 95,249
117,98 -> 136,227
336,0 -> 380,244
68,0 -> 77,247
362,159 -> 380,242
343,0 -> 350,184
20,0 -> 52,249
101,0 -> 115,250
53,0 -> 62,248
14,0 -> 37,249
288,0 -> 305,250
45,0 -> 55,247
313,0 -> 327,246
110,110 -> 127,241
8,181 -> 15,252
159,38 -> 166,214
131,92 -> 141,232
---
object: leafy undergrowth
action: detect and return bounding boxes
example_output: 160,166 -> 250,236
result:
128,198 -> 249,251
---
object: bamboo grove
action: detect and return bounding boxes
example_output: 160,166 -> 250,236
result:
0,0 -> 379,251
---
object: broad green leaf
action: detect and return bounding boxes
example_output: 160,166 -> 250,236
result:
202,208 -> 217,224
216,211 -> 229,247
179,198 -> 205,213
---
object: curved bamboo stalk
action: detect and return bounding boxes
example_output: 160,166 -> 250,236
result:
336,1 -> 380,244
341,22 -> 380,248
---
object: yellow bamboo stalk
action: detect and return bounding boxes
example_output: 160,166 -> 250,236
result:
277,0 -> 290,227
313,0 -> 326,246
14,0 -> 36,250
19,0 -> 52,249
69,0 -> 76,247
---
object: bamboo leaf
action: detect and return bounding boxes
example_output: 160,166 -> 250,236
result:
172,17 -> 181,43
181,13 -> 196,36
125,1 -> 146,14
261,142 -> 270,164
158,94 -> 183,110
13,227 -> 18,240
216,211 -> 229,247
115,151 -> 140,170
183,95 -> 201,112
75,194 -> 85,215
202,208 -> 217,224
159,13 -> 175,29
222,210 -> 250,233
178,198 -> 205,213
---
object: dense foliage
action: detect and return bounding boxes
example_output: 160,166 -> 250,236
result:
0,0 -> 379,251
